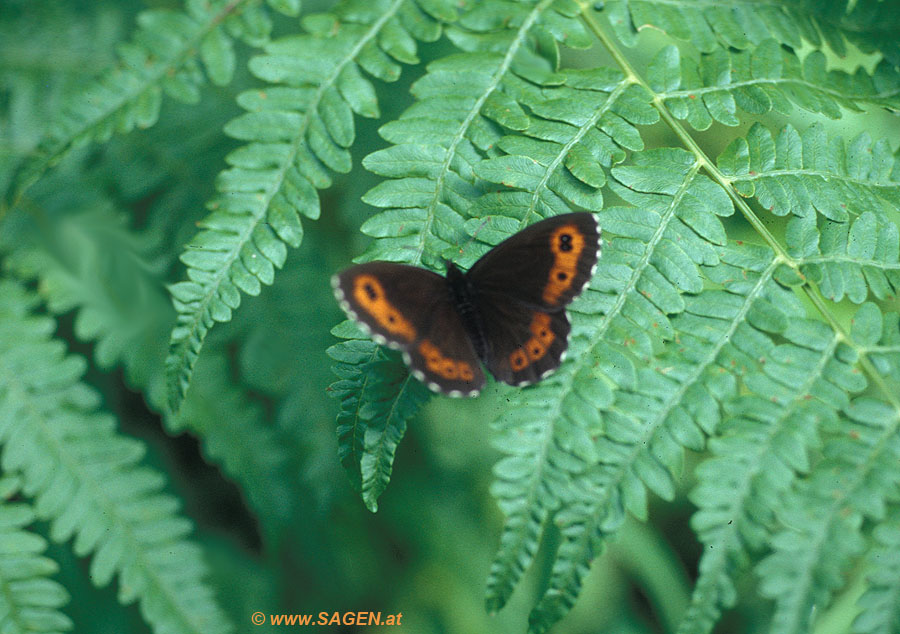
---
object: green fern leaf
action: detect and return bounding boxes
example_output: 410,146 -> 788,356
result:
327,322 -> 431,512
485,159 -> 734,630
1,204 -> 296,538
0,497 -> 73,634
174,350 -> 298,529
787,211 -> 900,303
753,299 -> 900,634
522,243 -> 795,633
603,0 -> 900,63
0,281 -> 233,634
650,40 -> 899,131
166,0 -> 446,414
718,122 -> 900,222
853,510 -> 900,634
465,68 -> 655,230
678,309 -> 862,634
7,0 -> 295,206
758,393 -> 900,634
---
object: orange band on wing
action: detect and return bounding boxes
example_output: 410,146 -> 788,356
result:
418,340 -> 476,381
542,224 -> 586,304
508,313 -> 555,371
352,274 -> 417,342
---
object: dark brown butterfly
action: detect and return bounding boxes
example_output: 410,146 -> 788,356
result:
332,212 -> 601,397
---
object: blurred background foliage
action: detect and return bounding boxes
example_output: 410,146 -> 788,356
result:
1,1 -> 898,633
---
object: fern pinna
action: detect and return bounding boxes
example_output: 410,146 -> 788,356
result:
2,0 -> 900,633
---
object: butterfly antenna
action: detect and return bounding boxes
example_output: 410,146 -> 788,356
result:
454,218 -> 490,258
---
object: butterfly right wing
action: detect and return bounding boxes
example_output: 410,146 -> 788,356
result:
332,262 -> 485,397
476,294 -> 572,387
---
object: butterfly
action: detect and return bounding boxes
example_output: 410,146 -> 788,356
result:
332,212 -> 601,397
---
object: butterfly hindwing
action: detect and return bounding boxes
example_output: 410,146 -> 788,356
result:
332,262 -> 485,397
467,212 -> 600,311
404,300 -> 486,397
478,300 -> 571,387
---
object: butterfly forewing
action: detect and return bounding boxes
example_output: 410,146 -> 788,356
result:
467,212 -> 600,311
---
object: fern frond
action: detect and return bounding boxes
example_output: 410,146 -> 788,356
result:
522,243 -> 801,633
0,281 -> 233,634
166,0 -> 447,414
787,211 -> 900,304
327,322 -> 431,512
484,157 -> 735,630
8,0 -> 298,206
678,312 -> 862,634
0,3 -> 122,196
0,498 -> 72,634
602,0 -> 900,61
174,350 -> 298,529
1,205 -> 298,537
649,41 -> 899,131
718,122 -> 900,222
464,66 -> 655,234
3,206 -> 171,405
853,509 -> 900,634
361,0 -> 591,267
758,392 -> 900,634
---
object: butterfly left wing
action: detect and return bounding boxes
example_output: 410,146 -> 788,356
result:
332,262 -> 485,397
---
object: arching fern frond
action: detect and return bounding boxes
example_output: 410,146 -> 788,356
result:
0,280 -> 233,634
1,203 -> 299,539
8,0 -> 299,206
650,40 -> 900,131
0,496 -> 72,634
602,0 -> 900,61
361,0 -> 591,267
485,154 -> 735,628
678,313 -> 860,634
464,67 -> 655,234
853,509 -> 900,634
758,391 -> 900,634
749,297 -> 900,634
166,0 -> 451,413
718,122 -> 900,222
327,322 -> 431,512
522,242 -> 808,633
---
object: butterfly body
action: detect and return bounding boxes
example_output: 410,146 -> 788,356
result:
333,212 -> 601,397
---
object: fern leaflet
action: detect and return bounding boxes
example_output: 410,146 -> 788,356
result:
7,0 -> 299,206
0,493 -> 72,634
0,281 -> 233,634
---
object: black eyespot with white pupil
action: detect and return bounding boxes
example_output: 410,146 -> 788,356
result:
364,283 -> 377,300
559,233 -> 573,251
